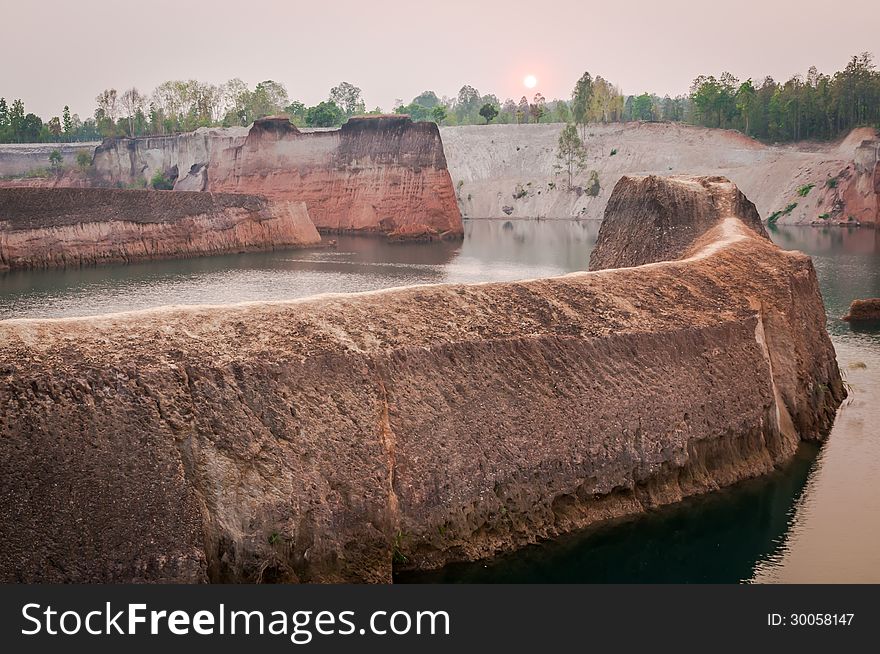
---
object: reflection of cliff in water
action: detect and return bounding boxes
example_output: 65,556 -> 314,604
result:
397,444 -> 818,583
453,219 -> 599,278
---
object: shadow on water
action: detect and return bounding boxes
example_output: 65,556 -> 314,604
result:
396,444 -> 820,584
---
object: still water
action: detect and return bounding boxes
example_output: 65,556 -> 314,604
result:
1,220 -> 877,583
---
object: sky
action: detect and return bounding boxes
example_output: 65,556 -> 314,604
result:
2,0 -> 878,119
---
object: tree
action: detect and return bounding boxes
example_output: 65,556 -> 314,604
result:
553,100 -> 571,123
630,93 -> 654,121
571,72 -> 593,139
76,151 -> 92,170
305,101 -> 344,127
431,105 -> 447,124
62,106 -> 73,137
329,81 -> 365,116
250,80 -> 289,120
735,79 -> 757,135
95,89 -> 119,123
47,116 -> 62,140
530,93 -> 546,123
554,123 -> 588,189
18,113 -> 42,142
120,87 -> 145,136
412,91 -> 440,108
479,103 -> 498,124
517,96 -> 530,123
455,85 -> 481,122
284,100 -> 307,126
48,149 -> 62,170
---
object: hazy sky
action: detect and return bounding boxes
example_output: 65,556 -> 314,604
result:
3,0 -> 878,119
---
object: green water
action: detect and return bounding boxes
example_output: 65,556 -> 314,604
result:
1,221 -> 877,583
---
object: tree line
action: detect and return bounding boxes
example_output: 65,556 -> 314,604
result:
1,52 -> 877,144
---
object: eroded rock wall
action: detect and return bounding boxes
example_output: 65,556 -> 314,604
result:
91,116 -> 463,238
0,187 -> 320,269
590,175 -> 768,270
0,176 -> 843,582
441,122 -> 880,226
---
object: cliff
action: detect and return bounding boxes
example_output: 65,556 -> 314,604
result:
0,187 -> 320,270
0,142 -> 99,178
90,116 -> 463,238
590,175 -> 768,270
0,176 -> 843,582
441,122 -> 880,227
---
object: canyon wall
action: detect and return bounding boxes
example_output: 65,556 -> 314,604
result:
90,116 -> 463,239
441,122 -> 880,226
0,176 -> 843,582
0,142 -> 99,178
0,187 -> 320,270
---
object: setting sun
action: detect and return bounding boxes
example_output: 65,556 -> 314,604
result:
523,74 -> 537,89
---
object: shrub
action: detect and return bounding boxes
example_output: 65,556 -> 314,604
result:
48,150 -> 63,170
585,170 -> 600,197
797,183 -> 814,197
150,170 -> 174,190
76,151 -> 92,170
825,177 -> 838,189
767,202 -> 798,224
610,148 -> 617,156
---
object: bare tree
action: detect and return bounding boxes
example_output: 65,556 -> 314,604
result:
120,87 -> 145,136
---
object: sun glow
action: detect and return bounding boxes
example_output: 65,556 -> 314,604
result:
523,74 -> 537,89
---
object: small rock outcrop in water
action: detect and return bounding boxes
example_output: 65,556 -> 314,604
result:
90,116 -> 463,239
843,298 -> 880,321
0,187 -> 320,269
0,176 -> 844,582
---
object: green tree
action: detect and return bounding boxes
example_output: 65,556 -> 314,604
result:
455,85 -> 481,122
62,105 -> 73,138
412,91 -> 440,108
329,81 -> 365,116
630,93 -> 654,121
431,105 -> 447,124
48,149 -> 62,170
284,100 -> 307,126
516,96 -> 529,123
735,80 -> 757,135
479,103 -> 498,124
305,100 -> 344,127
529,93 -> 546,123
47,116 -> 62,140
571,72 -> 593,139
249,80 -> 289,120
76,151 -> 92,170
554,123 -> 588,189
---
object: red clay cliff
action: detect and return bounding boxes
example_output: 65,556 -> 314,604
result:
90,116 -> 463,239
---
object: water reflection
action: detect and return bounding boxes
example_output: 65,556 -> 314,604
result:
0,220 -> 598,320
397,445 -> 819,583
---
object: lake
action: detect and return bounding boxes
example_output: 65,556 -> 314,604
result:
1,219 -> 877,583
